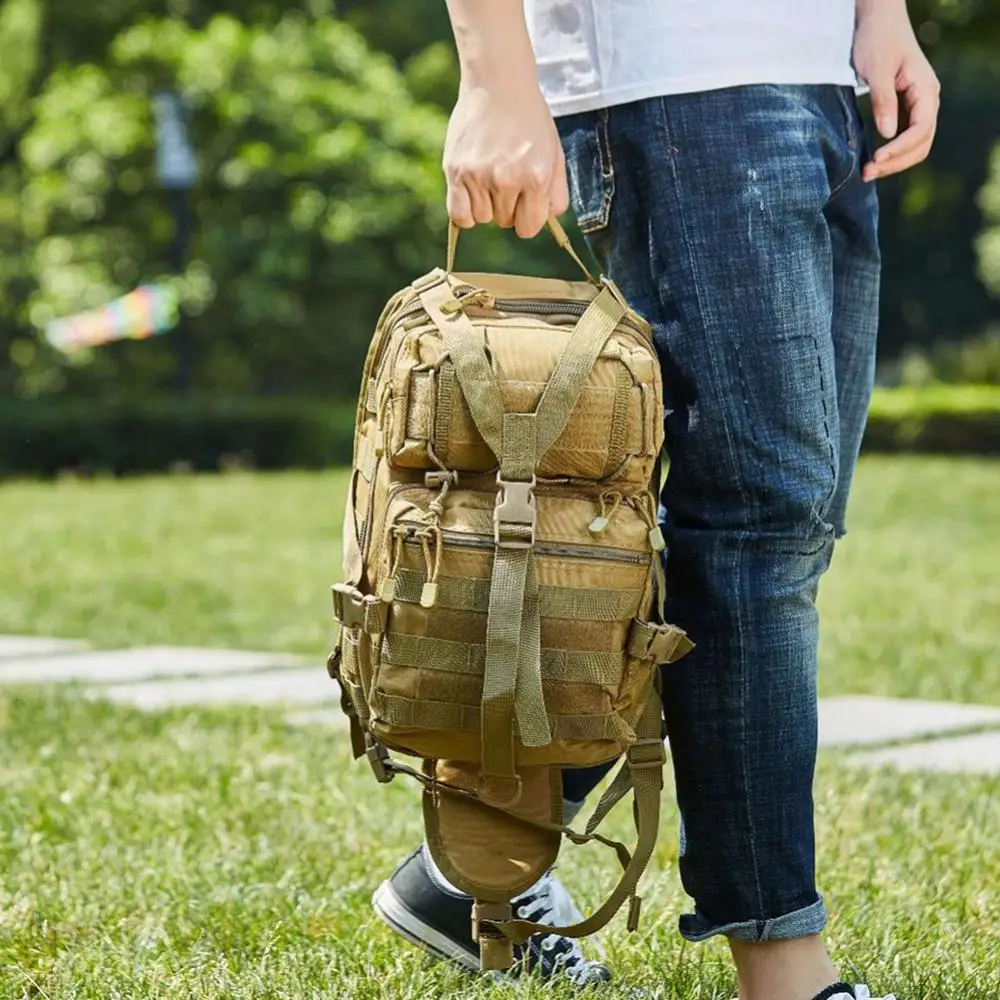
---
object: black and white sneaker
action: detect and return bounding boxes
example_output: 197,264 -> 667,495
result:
372,846 -> 613,987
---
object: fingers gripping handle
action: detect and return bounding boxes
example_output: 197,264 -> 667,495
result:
447,216 -> 598,285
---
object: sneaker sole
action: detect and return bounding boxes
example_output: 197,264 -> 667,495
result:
371,880 -> 481,973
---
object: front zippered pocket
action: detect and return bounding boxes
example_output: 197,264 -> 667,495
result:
384,324 -> 657,482
388,286 -> 651,344
374,485 -> 656,614
400,527 -> 650,566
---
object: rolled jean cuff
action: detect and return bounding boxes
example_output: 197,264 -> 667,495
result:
679,896 -> 827,943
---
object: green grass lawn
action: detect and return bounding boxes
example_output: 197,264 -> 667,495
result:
1,693 -> 998,999
2,455 -> 998,701
1,456 -> 999,998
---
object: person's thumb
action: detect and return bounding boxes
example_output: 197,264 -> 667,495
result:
868,64 -> 899,139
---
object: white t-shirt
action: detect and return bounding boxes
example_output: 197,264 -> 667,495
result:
525,1 -> 859,116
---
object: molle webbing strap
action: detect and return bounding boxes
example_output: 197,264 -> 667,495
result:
483,534 -> 549,772
417,271 -> 628,790
533,289 -> 625,462
493,687 -> 666,945
390,567 -> 643,621
383,631 -> 625,686
374,691 -> 635,744
417,273 -> 504,458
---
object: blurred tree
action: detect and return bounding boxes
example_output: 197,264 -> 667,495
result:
0,0 -> 42,396
2,0 -> 1000,402
908,0 -> 1000,51
978,147 -> 1000,297
14,13 -> 449,398
876,50 -> 1000,360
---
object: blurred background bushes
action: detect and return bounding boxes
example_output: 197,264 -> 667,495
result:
1,0 -> 999,472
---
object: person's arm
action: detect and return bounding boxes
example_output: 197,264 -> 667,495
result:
853,0 -> 940,181
443,0 -> 569,237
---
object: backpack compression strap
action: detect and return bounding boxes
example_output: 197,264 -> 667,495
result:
382,683 -> 668,944
415,270 -> 626,803
491,685 -> 666,945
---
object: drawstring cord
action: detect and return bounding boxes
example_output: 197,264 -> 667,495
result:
416,525 -> 444,608
416,466 -> 455,609
589,491 -> 624,535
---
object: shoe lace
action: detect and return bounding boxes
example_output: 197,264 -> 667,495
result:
513,872 -> 606,983
854,988 -> 895,1000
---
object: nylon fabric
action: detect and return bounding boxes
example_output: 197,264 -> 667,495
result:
391,567 -> 642,621
496,688 -> 665,945
383,631 -> 625,685
534,287 -> 625,460
373,691 -> 636,744
604,363 -> 633,478
500,412 -> 537,482
482,543 -> 550,769
332,236 -> 694,971
418,274 -> 504,457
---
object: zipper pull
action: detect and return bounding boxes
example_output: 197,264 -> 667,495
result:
380,532 -> 405,603
648,525 -> 666,553
419,582 -> 439,608
418,526 -> 443,608
589,492 -> 622,536
626,492 -> 666,553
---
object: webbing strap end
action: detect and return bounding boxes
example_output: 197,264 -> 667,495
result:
627,895 -> 642,933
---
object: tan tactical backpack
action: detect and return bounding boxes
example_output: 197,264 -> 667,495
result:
328,219 -> 693,970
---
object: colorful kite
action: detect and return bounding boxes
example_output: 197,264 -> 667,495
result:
45,284 -> 181,353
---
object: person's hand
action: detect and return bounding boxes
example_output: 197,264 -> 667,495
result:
443,81 -> 569,238
854,0 -> 940,182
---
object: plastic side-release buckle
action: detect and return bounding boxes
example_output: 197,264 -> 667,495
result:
493,474 -> 537,549
331,583 -> 385,633
627,737 -> 667,771
364,735 -> 395,784
627,619 -> 693,665
472,900 -> 515,971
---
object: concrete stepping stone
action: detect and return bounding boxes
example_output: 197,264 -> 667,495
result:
286,708 -> 346,728
0,646 -> 305,685
91,668 -> 337,710
818,696 -> 1000,748
0,635 -> 88,660
289,697 -> 1000,747
851,731 -> 1000,774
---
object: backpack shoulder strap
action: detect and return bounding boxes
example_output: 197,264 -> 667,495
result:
490,685 -> 666,945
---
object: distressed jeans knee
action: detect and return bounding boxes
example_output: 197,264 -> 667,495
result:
559,83 -> 880,940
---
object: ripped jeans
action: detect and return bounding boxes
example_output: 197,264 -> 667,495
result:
556,85 -> 881,942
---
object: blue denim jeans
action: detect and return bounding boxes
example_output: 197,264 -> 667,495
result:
556,85 -> 880,942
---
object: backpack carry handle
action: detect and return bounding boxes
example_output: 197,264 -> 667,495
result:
447,216 -> 599,286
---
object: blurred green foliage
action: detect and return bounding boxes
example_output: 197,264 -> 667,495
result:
3,386 -> 996,478
0,395 -> 357,476
0,0 -> 998,405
